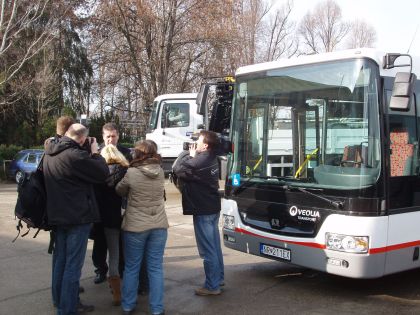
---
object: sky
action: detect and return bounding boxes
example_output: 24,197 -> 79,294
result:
279,0 -> 420,56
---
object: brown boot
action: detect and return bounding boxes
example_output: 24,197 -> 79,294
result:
108,276 -> 121,306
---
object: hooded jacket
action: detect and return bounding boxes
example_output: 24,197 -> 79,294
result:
116,158 -> 168,233
43,136 -> 109,226
173,150 -> 220,215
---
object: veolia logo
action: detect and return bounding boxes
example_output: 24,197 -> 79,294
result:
289,206 -> 298,216
289,206 -> 320,218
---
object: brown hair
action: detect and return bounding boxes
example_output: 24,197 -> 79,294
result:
200,130 -> 218,151
56,116 -> 75,136
131,140 -> 161,165
102,122 -> 119,134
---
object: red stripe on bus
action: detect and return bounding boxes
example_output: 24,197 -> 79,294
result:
235,228 -> 420,254
235,227 -> 326,249
369,240 -> 420,254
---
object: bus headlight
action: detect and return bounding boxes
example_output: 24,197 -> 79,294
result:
325,233 -> 369,253
223,214 -> 235,230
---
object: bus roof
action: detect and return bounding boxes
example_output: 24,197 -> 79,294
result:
153,93 -> 198,102
235,48 -> 420,78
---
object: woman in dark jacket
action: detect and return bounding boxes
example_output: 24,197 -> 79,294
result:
95,144 -> 129,306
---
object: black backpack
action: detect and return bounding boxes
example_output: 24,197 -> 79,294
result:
13,154 -> 50,241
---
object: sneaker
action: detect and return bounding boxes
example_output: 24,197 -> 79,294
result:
94,273 -> 106,284
194,287 -> 221,296
77,301 -> 94,313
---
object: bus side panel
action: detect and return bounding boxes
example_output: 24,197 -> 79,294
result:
384,211 -> 420,275
222,199 -> 389,278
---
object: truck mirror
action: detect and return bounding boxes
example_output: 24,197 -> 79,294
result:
389,72 -> 417,111
162,104 -> 169,128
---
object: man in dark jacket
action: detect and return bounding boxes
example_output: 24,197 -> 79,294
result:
91,122 -> 132,285
173,130 -> 224,296
44,123 -> 109,315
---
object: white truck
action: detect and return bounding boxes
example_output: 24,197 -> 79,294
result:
145,93 -> 202,173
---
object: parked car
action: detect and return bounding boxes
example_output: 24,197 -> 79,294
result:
8,149 -> 44,183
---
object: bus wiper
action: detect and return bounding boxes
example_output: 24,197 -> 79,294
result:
282,185 -> 344,209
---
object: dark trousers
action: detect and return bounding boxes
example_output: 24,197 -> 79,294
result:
92,223 -> 108,275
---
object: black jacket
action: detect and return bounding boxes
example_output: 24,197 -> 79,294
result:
94,163 -> 127,229
43,136 -> 109,226
173,150 -> 220,215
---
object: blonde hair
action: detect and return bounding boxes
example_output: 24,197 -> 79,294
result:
100,144 -> 129,167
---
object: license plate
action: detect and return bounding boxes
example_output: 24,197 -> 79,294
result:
260,243 -> 291,261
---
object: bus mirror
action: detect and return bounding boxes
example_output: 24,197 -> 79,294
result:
389,72 -> 417,111
218,156 -> 228,181
197,85 -> 209,115
383,53 -> 401,69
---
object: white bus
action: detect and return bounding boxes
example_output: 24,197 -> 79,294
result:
221,48 -> 420,278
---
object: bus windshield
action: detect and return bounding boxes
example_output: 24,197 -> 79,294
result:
230,58 -> 381,190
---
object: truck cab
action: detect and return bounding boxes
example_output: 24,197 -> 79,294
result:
146,93 -> 202,173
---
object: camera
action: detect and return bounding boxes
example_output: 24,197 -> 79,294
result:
182,134 -> 199,151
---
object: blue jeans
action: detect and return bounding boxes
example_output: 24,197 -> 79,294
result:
52,224 -> 91,315
193,213 -> 224,291
122,229 -> 167,314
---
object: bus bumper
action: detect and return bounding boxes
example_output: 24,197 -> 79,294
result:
221,199 -> 387,279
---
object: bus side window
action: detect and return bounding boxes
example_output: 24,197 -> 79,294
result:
390,129 -> 415,176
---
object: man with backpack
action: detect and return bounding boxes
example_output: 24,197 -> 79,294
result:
43,123 -> 109,315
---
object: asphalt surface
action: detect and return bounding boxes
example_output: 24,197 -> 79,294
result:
2,180 -> 420,315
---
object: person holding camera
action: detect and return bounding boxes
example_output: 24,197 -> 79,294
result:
173,130 -> 224,296
43,123 -> 109,315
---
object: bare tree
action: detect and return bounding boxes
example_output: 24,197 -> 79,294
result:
263,0 -> 298,61
0,0 -> 57,87
346,19 -> 376,49
234,0 -> 271,64
298,0 -> 350,54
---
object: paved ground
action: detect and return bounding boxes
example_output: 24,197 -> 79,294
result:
2,180 -> 420,315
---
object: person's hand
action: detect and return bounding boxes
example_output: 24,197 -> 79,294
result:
189,142 -> 197,157
90,137 -> 99,154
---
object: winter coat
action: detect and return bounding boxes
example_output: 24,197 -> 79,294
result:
94,163 -> 127,229
115,158 -> 168,233
173,150 -> 220,215
43,136 -> 109,226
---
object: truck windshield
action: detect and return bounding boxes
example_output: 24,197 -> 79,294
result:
230,58 -> 381,190
148,101 -> 159,130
